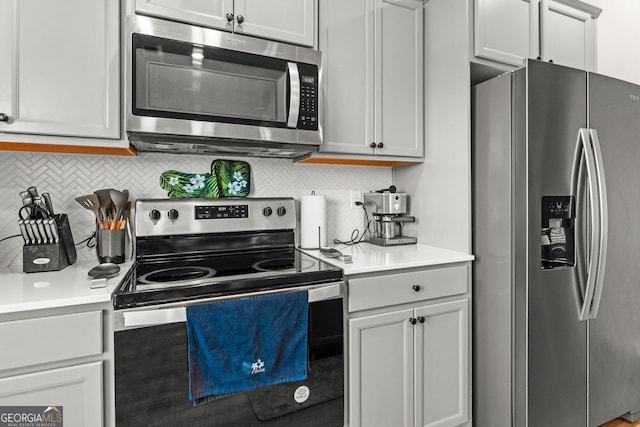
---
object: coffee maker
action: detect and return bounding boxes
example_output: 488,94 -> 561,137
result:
364,187 -> 417,246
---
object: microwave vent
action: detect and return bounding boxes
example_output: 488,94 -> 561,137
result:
127,132 -> 318,160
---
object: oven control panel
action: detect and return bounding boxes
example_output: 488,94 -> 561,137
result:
135,198 -> 296,237
195,205 -> 248,219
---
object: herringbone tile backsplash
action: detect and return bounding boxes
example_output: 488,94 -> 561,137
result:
0,151 -> 391,268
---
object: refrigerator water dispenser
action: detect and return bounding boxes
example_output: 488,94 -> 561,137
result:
541,196 -> 575,269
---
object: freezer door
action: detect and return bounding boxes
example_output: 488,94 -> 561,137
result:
588,73 -> 640,427
526,60 -> 588,427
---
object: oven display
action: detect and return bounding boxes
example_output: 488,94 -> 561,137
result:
195,205 -> 248,219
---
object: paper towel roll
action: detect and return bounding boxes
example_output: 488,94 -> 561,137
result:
300,194 -> 327,249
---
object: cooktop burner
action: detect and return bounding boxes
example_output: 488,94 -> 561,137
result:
113,198 -> 343,309
252,257 -> 314,272
113,248 -> 342,308
137,266 -> 217,288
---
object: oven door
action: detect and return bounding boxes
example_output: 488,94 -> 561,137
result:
126,15 -> 320,144
113,282 -> 345,427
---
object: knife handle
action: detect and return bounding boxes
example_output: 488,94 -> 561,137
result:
43,220 -> 54,244
49,219 -> 60,244
18,220 -> 29,244
42,192 -> 55,216
25,220 -> 36,244
30,219 -> 42,244
36,219 -> 48,244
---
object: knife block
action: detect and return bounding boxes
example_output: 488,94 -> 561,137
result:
23,214 -> 77,273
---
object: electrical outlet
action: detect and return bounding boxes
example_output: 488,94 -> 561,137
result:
350,190 -> 363,209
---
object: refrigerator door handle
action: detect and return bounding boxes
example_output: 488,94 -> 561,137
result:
588,128 -> 608,319
573,128 -> 601,321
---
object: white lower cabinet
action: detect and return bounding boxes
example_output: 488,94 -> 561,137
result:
0,309 -> 107,427
347,264 -> 471,427
415,300 -> 469,427
0,362 -> 103,427
349,300 -> 468,427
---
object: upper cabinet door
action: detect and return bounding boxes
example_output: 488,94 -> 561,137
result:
540,0 -> 600,71
474,0 -> 537,67
136,0 -> 233,30
0,0 -> 119,139
319,0 -> 423,159
375,0 -> 424,158
234,0 -> 316,46
319,0 -> 375,155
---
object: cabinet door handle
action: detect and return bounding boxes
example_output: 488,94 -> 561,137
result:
417,316 -> 426,323
412,284 -> 421,292
226,13 -> 234,22
377,142 -> 384,149
0,113 -> 9,122
236,14 -> 245,24
408,317 -> 417,325
370,142 -> 377,148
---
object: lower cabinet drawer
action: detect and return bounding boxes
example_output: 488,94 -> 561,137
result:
0,311 -> 103,371
348,265 -> 468,312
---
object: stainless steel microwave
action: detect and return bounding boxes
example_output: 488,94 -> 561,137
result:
125,15 -> 322,158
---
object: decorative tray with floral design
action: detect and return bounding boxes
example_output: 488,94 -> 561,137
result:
160,159 -> 250,198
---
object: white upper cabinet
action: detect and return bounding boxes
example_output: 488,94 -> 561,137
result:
473,0 -> 601,71
136,0 -> 232,30
233,0 -> 315,47
136,0 -> 316,46
0,0 -> 119,139
474,0 -> 536,67
540,0 -> 598,71
319,0 -> 424,158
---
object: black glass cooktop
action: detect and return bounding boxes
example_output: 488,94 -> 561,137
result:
113,248 -> 342,309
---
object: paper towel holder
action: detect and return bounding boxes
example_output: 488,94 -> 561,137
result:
300,191 -> 327,249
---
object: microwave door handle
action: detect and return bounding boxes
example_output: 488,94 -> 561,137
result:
287,62 -> 300,128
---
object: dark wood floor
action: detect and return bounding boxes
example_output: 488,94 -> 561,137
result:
601,418 -> 640,427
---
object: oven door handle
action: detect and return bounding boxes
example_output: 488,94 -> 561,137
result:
123,308 -> 186,328
116,282 -> 344,330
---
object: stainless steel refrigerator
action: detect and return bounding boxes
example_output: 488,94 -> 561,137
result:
472,59 -> 640,427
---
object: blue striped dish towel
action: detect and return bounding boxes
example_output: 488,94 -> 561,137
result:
186,290 -> 308,403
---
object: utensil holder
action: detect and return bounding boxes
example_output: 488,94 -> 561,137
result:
23,214 -> 77,273
97,228 -> 126,264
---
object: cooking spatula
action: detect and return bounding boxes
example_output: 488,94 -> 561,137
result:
75,194 -> 102,224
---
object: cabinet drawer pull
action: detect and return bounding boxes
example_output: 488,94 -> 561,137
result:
412,284 -> 421,292
409,317 -> 417,325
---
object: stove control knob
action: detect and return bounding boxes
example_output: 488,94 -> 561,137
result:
168,209 -> 179,221
277,206 -> 287,216
149,209 -> 161,222
263,207 -> 273,217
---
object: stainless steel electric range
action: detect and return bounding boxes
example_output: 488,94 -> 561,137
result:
113,198 -> 345,427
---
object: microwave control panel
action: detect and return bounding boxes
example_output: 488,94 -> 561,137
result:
298,63 -> 318,130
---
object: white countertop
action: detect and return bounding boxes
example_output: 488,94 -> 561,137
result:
0,243 -> 472,315
301,242 -> 474,275
0,260 -> 131,314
